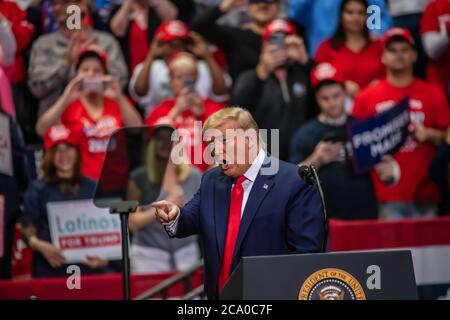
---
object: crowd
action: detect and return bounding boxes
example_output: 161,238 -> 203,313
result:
0,0 -> 449,280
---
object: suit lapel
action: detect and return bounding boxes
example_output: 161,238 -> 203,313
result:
214,173 -> 233,262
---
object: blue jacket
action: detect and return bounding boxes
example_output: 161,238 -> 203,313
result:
288,0 -> 393,55
174,156 -> 324,299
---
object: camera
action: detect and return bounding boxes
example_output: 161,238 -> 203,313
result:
80,78 -> 105,93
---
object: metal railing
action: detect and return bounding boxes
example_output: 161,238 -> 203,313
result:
134,260 -> 204,300
183,284 -> 205,300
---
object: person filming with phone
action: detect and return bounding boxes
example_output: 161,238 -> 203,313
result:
36,44 -> 142,181
232,19 -> 314,161
145,51 -> 224,172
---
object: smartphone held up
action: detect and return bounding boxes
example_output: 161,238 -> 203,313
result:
80,78 -> 106,93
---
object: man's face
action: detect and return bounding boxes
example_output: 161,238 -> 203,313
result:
316,83 -> 346,119
207,120 -> 254,178
382,40 -> 417,72
248,2 -> 280,26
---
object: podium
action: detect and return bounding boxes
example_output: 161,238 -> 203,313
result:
220,250 -> 417,300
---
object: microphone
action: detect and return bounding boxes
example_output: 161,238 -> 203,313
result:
297,164 -> 328,253
298,164 -> 316,186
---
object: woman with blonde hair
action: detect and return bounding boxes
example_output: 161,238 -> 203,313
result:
127,126 -> 201,274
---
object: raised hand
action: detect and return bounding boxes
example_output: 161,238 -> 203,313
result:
256,43 -> 288,80
286,35 -> 309,65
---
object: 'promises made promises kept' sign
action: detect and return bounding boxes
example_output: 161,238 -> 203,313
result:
349,97 -> 410,173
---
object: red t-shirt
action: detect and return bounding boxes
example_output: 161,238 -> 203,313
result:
61,97 -> 126,181
315,39 -> 385,89
145,98 -> 224,172
352,78 -> 450,203
420,0 -> 450,94
129,21 -> 150,74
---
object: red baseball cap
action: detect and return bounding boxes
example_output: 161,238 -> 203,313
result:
155,20 -> 190,43
382,27 -> 415,48
311,63 -> 345,89
76,44 -> 109,72
44,124 -> 79,151
262,19 -> 296,42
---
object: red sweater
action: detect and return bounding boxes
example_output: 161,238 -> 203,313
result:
315,38 -> 385,89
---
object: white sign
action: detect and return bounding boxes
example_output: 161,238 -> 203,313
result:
47,199 -> 122,263
0,113 -> 13,176
0,195 -> 4,258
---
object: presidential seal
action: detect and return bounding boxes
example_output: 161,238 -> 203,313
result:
298,268 -> 366,300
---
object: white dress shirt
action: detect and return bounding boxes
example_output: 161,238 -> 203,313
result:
166,149 -> 267,235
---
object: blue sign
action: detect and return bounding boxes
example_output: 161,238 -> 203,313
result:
349,97 -> 410,173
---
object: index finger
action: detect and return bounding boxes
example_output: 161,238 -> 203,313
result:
102,75 -> 116,83
152,201 -> 169,211
73,73 -> 87,82
285,35 -> 301,44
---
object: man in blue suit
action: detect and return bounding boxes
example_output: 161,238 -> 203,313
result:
153,107 -> 324,300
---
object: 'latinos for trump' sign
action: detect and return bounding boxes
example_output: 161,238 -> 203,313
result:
47,199 -> 122,263
349,97 -> 410,173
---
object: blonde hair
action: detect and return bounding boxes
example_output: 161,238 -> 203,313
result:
146,139 -> 191,185
203,106 -> 266,148
168,52 -> 198,75
203,106 -> 259,133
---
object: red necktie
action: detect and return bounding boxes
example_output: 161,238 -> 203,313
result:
218,176 -> 246,293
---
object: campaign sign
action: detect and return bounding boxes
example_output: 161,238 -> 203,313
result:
47,199 -> 122,263
349,97 -> 410,173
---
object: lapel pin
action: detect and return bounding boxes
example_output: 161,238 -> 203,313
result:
263,184 -> 269,190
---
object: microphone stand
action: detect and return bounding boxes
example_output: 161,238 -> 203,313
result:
299,164 -> 328,253
109,201 -> 139,300
310,165 -> 329,253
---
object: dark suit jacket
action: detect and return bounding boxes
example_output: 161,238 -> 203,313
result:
172,155 -> 324,299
